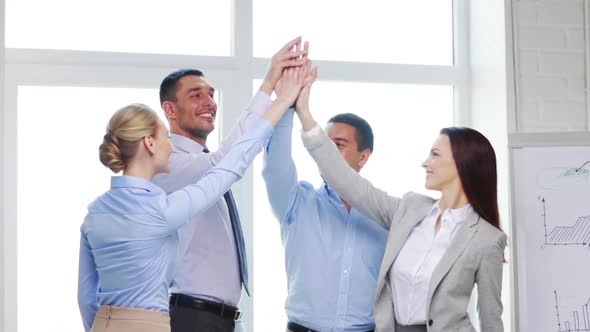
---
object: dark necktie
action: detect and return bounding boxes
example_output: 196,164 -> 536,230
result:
203,148 -> 250,296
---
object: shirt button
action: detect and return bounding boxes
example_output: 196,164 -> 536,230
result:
428,319 -> 433,326
344,269 -> 348,274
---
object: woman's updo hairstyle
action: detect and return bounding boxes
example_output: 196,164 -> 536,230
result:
99,103 -> 159,173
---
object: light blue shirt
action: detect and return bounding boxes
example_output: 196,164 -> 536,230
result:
262,110 -> 388,332
152,91 -> 272,311
77,117 -> 273,332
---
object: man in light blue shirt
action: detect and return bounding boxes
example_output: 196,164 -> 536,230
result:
262,77 -> 388,332
152,38 -> 307,332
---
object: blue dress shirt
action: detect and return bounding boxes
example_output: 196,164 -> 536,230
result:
262,110 -> 388,332
77,117 -> 273,332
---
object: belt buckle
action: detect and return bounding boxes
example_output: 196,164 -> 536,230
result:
233,310 -> 242,322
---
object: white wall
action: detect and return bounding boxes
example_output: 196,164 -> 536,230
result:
513,0 -> 589,132
468,1 -> 512,330
0,0 -> 6,328
508,0 -> 590,330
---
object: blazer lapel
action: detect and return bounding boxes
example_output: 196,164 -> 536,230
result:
376,196 -> 433,296
379,219 -> 420,279
426,212 -> 480,308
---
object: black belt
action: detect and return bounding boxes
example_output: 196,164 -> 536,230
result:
170,293 -> 241,322
287,321 -> 374,332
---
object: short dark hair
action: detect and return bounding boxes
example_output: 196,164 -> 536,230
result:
328,113 -> 374,152
159,69 -> 204,105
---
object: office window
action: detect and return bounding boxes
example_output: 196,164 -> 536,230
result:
253,81 -> 453,331
254,0 -> 453,65
5,0 -> 232,55
3,1 -> 468,331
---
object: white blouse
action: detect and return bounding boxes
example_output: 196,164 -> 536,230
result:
390,201 -> 474,325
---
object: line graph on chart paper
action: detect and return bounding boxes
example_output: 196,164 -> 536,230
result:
539,197 -> 590,247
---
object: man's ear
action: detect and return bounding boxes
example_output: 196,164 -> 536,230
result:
358,149 -> 371,169
162,101 -> 176,120
143,135 -> 156,155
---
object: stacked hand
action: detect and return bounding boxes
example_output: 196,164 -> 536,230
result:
260,37 -> 309,96
274,39 -> 318,114
275,62 -> 310,107
262,36 -> 319,130
278,38 -> 319,131
295,59 -> 318,114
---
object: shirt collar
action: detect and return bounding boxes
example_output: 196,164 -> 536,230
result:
169,133 -> 205,154
111,175 -> 164,194
322,181 -> 339,200
322,181 -> 352,209
429,200 -> 473,225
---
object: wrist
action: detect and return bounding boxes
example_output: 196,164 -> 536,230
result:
296,105 -> 311,115
298,111 -> 317,131
259,81 -> 274,96
296,105 -> 312,117
274,97 -> 294,109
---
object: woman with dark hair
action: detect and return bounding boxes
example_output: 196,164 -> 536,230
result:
293,78 -> 506,332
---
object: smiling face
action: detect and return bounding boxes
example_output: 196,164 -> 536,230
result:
421,134 -> 461,192
163,75 -> 217,143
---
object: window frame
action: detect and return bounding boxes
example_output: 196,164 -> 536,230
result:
0,0 -> 470,331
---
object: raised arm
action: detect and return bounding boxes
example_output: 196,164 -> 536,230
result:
295,79 -> 401,229
262,109 -> 300,221
164,64 -> 308,230
211,37 -> 308,165
262,54 -> 316,221
210,91 -> 272,165
77,229 -> 99,332
153,38 -> 308,194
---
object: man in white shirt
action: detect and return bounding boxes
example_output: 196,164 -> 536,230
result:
152,37 -> 307,332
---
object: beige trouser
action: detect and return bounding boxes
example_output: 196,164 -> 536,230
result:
90,305 -> 170,332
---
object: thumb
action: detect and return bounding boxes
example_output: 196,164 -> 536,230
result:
303,66 -> 318,86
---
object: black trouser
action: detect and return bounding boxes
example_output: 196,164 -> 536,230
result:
287,321 -> 374,332
394,319 -> 427,332
170,294 -> 237,332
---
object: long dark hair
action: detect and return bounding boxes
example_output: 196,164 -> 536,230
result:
440,127 -> 501,231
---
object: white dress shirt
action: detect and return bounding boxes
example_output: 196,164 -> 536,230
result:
390,201 -> 474,325
152,91 -> 271,332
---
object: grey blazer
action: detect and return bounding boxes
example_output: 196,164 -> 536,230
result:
302,128 -> 507,332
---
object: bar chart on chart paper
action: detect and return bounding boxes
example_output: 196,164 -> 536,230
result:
512,147 -> 590,332
554,291 -> 590,332
540,197 -> 590,247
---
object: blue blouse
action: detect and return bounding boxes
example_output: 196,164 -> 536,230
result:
77,118 -> 272,331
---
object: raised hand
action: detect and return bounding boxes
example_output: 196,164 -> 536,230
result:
261,62 -> 309,126
290,60 -> 319,132
276,63 -> 309,108
295,59 -> 318,114
260,37 -> 308,95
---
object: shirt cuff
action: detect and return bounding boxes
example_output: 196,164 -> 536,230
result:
301,124 -> 322,138
248,90 -> 273,116
248,116 -> 274,142
300,124 -> 329,150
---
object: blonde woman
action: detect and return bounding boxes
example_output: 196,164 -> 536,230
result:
77,65 -> 309,332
